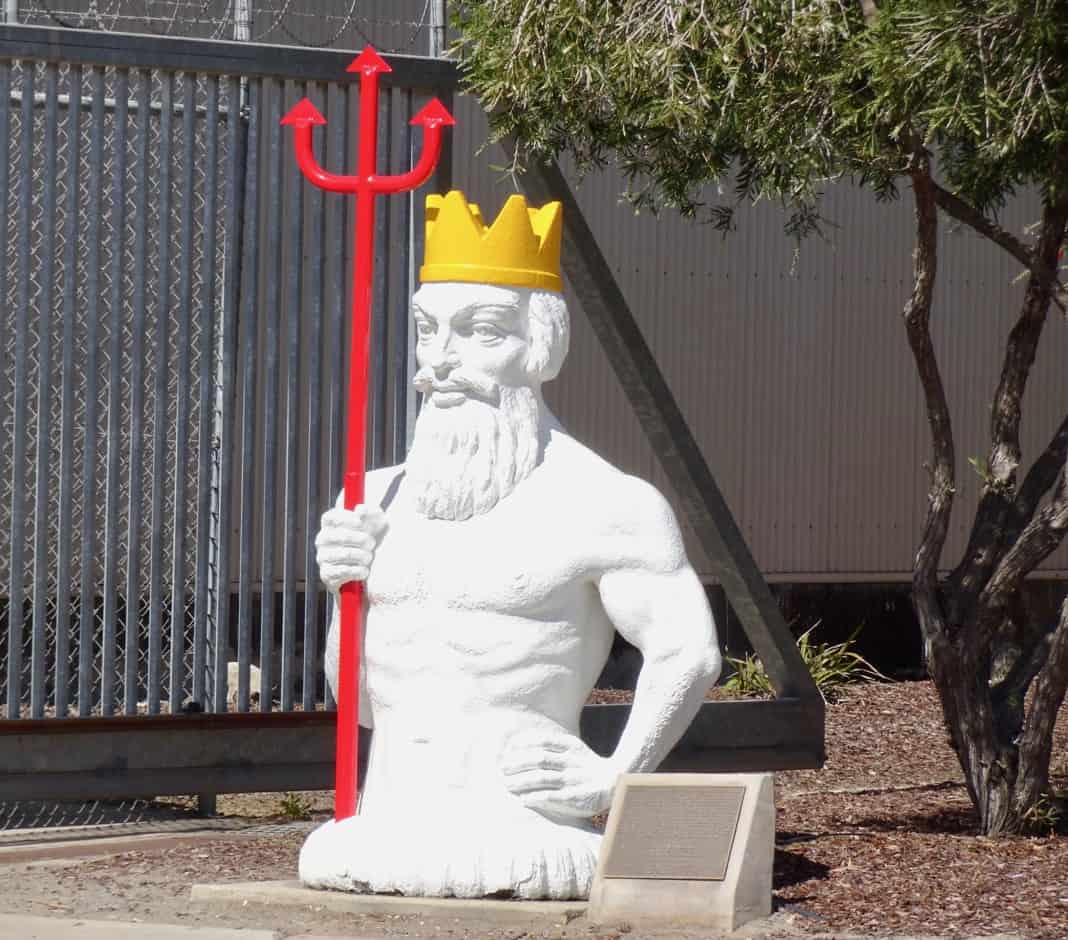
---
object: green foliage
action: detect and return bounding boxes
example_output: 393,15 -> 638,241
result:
724,649 -> 776,698
1022,793 -> 1063,835
277,792 -> 313,820
454,1 -> 1068,223
725,624 -> 887,702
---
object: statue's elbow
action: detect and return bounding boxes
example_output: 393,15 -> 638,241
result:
680,639 -> 720,689
673,637 -> 721,691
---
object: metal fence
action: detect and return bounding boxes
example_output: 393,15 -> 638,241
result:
11,0 -> 438,52
0,25 -> 454,729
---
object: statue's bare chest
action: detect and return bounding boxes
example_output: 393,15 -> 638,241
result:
366,506 -> 591,616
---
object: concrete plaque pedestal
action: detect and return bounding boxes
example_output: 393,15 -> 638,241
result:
588,772 -> 774,930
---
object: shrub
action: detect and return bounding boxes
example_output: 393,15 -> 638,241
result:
277,792 -> 313,820
725,624 -> 887,702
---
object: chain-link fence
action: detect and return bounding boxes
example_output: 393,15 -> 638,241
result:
1,27 -> 453,730
12,0 -> 436,52
1,60 -> 234,718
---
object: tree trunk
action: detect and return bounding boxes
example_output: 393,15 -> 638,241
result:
904,163 -> 1068,835
929,648 -> 1015,833
900,155 -> 953,667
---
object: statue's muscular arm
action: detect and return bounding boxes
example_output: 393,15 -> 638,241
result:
502,476 -> 722,819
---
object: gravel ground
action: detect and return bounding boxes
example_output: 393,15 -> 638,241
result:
0,680 -> 1064,939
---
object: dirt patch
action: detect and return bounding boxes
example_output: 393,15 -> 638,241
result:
0,680 -> 1065,938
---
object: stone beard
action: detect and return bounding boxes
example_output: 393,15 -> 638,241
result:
404,290 -> 566,522
404,383 -> 540,522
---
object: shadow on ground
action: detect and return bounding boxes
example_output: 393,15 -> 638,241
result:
773,847 -> 830,888
850,804 -> 979,835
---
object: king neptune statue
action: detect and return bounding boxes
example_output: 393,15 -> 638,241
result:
298,191 -> 722,900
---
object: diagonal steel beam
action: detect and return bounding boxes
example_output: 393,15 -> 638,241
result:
506,144 -> 823,708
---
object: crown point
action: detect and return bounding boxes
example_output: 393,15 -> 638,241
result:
411,99 -> 455,128
280,98 -> 326,127
347,46 -> 392,75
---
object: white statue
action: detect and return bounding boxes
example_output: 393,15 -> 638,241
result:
298,192 -> 721,900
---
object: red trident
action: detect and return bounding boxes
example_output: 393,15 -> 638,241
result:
282,47 -> 454,822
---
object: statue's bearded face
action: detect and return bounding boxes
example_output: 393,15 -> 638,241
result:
404,282 -> 568,521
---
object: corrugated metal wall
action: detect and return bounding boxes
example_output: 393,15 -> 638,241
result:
451,102 -> 1068,582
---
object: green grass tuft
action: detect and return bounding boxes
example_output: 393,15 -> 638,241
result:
725,623 -> 888,702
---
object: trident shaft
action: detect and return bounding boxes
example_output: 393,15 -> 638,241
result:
282,47 -> 454,822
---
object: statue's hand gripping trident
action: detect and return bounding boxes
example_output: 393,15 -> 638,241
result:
281,47 -> 454,822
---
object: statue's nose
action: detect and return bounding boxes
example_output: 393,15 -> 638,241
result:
426,338 -> 459,376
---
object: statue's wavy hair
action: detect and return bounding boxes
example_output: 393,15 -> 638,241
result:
525,290 -> 570,382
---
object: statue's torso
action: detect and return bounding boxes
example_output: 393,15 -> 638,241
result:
358,438 -> 627,801
364,463 -> 615,721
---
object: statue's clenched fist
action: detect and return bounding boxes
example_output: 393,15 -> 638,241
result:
315,503 -> 389,592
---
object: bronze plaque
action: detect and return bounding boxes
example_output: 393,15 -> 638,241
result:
602,784 -> 745,881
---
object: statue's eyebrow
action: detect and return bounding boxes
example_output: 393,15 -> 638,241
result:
456,301 -> 519,320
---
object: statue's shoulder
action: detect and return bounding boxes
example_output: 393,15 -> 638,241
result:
543,433 -> 679,537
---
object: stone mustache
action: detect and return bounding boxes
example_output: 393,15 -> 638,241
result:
298,191 -> 722,900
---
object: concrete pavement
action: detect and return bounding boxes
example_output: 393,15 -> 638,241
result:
0,915 -> 278,940
0,914 -> 408,940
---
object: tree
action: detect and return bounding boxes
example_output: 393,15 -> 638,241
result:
454,0 -> 1068,835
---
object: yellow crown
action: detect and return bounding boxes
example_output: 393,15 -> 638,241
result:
420,190 -> 562,292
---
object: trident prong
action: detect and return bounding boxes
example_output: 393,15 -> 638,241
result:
281,46 -> 454,823
279,99 -> 357,193
280,95 -> 454,194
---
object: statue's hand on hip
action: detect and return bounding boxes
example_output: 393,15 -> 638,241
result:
499,728 -> 618,819
315,504 -> 389,592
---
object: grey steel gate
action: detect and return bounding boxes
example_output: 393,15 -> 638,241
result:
0,23 -> 455,800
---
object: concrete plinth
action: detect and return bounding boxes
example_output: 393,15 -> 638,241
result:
588,772 -> 775,930
191,880 -> 586,926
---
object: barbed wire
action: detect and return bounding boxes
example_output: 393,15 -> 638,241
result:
275,0 -> 373,50
17,0 -> 433,52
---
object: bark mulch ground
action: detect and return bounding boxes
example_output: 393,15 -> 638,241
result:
0,680 -> 1065,939
772,680 -> 1068,939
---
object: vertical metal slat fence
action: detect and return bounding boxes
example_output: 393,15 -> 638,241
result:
0,28 -> 454,736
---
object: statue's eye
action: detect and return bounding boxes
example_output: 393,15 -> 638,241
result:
472,323 -> 504,342
415,319 -> 435,338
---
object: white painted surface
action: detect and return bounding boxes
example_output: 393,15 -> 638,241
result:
300,283 -> 721,899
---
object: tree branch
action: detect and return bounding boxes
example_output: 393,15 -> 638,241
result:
988,196 -> 1068,464
932,183 -> 1034,269
977,466 -> 1068,651
1013,594 -> 1068,820
1010,411 -> 1068,539
947,196 -> 1068,624
930,182 -> 1067,315
991,612 -> 1058,713
903,154 -> 954,649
